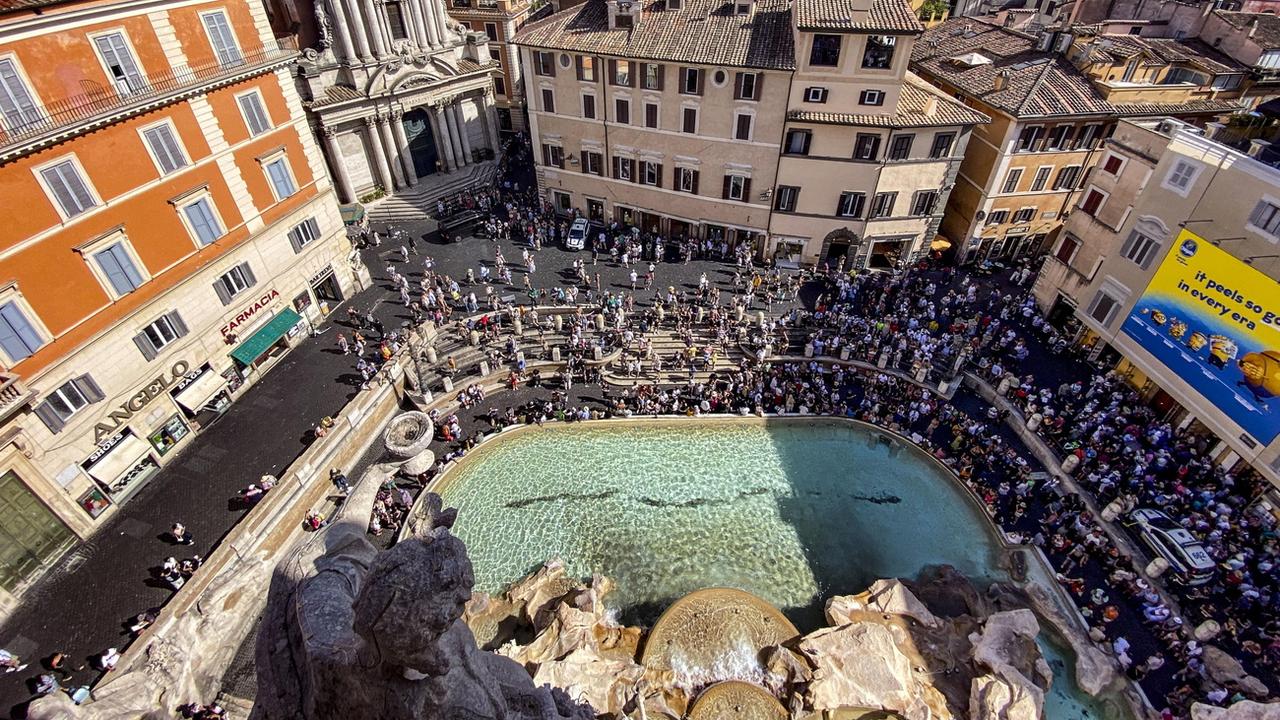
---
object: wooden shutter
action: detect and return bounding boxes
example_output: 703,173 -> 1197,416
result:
168,310 -> 189,338
547,52 -> 556,77
802,132 -> 812,155
628,159 -> 637,183
608,59 -> 618,85
74,374 -> 105,403
543,144 -> 552,166
654,164 -> 663,189
695,69 -> 704,95
742,177 -> 752,202
722,175 -> 731,200
134,332 -> 158,361
213,277 -> 233,305
33,402 -> 65,433
754,72 -> 763,99
575,55 -> 584,80
613,156 -> 621,179
691,170 -> 699,194
734,72 -> 743,100
655,64 -> 665,90
240,261 -> 257,288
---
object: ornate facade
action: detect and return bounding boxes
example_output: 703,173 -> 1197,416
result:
296,0 -> 503,202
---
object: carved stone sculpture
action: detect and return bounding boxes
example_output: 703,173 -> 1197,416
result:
253,493 -> 595,720
314,0 -> 333,49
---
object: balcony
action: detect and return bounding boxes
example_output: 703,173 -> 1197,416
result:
0,372 -> 34,426
0,39 -> 298,161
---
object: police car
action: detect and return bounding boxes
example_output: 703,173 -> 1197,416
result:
564,218 -> 589,251
1127,508 -> 1216,586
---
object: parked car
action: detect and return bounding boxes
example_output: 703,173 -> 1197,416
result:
1127,508 -> 1216,586
565,218 -> 589,251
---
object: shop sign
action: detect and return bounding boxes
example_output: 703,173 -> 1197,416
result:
221,289 -> 281,339
170,364 -> 210,394
92,360 -> 190,443
309,266 -> 334,287
87,429 -> 127,465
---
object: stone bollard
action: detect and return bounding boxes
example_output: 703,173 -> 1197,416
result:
757,311 -> 766,328
420,389 -> 434,403
426,346 -> 438,364
696,307 -> 705,323
877,351 -> 889,369
513,317 -> 523,336
804,343 -> 815,358
840,346 -> 851,361
915,367 -> 928,383
593,345 -> 603,361
554,314 -> 563,332
1026,412 -> 1043,431
552,346 -> 562,362
1101,500 -> 1122,523
1194,620 -> 1221,642
735,305 -> 744,322
938,379 -> 951,395
1061,453 -> 1081,475
442,376 -> 454,393
1145,557 -> 1169,579
595,313 -> 606,332
997,375 -> 1013,396
469,330 -> 480,346
479,361 -> 490,377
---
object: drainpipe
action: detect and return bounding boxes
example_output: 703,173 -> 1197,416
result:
765,68 -> 796,265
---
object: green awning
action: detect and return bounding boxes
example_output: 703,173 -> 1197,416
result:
340,203 -> 366,225
230,309 -> 303,366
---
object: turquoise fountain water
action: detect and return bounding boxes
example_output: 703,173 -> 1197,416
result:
437,418 -> 1120,719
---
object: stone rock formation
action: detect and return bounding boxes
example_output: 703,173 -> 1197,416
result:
967,610 -> 1052,720
253,493 -> 595,720
826,578 -> 941,628
1193,700 -> 1280,720
1203,645 -> 1271,699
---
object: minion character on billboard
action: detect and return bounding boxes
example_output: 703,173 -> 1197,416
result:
1208,335 -> 1239,369
1239,351 -> 1280,406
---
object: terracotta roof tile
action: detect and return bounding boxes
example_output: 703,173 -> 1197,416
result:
514,0 -> 795,69
793,0 -> 923,33
1214,10 -> 1280,50
789,73 -> 989,127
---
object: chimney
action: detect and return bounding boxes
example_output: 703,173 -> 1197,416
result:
924,96 -> 939,116
1249,17 -> 1259,38
993,69 -> 1010,91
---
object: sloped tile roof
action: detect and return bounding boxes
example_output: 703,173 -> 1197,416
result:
1087,34 -> 1245,74
310,85 -> 364,108
793,0 -> 923,33
514,0 -> 796,69
789,72 -> 989,127
1214,10 -> 1280,50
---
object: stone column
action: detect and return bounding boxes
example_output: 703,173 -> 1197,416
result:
378,114 -> 406,189
343,0 -> 372,59
326,0 -> 357,62
362,0 -> 388,57
365,115 -> 395,191
430,0 -> 452,45
421,0 -> 441,46
405,0 -> 430,48
480,92 -> 500,155
449,101 -> 471,166
389,109 -> 418,185
432,104 -> 457,172
322,126 -> 356,202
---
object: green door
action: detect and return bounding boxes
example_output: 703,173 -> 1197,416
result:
0,471 -> 74,592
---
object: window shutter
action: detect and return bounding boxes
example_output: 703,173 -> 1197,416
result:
548,53 -> 556,77
734,72 -> 743,100
722,175 -> 732,200
33,402 -> 65,434
1118,230 -> 1138,260
656,64 -> 665,90
575,55 -> 584,80
654,164 -> 663,189
802,133 -> 812,155
691,170 -> 699,195
836,195 -> 846,216
628,159 -> 637,183
168,310 -> 189,338
213,278 -> 233,305
695,69 -> 704,95
74,374 -> 105,403
241,261 -> 257,288
1249,201 -> 1269,227
754,72 -> 763,98
612,156 -> 620,179
608,59 -> 617,84
134,332 -> 158,361
542,144 -> 551,166
287,227 -> 304,253
742,178 -> 752,202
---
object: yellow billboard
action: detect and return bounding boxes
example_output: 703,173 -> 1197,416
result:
1121,229 -> 1280,444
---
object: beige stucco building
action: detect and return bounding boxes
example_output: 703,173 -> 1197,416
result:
514,0 -> 987,268
1034,118 -> 1280,492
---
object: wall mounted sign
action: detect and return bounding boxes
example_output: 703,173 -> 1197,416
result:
221,288 -> 281,339
92,360 -> 190,443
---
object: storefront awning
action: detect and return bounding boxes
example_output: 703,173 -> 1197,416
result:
230,309 -> 302,367
85,433 -> 152,484
172,369 -> 227,413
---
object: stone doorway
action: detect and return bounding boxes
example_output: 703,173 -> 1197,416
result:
402,108 -> 438,179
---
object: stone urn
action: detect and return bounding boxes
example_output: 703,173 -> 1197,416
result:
383,411 -> 435,458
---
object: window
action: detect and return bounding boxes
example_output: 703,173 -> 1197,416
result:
785,130 -> 811,155
541,87 -> 555,114
534,51 -> 555,76
202,11 -> 242,64
1001,168 -> 1023,194
93,32 -> 146,95
1016,126 -> 1041,152
614,156 -> 634,181
384,3 -> 410,39
35,375 -> 103,430
870,192 -> 896,218
182,196 -> 222,246
1080,187 -> 1106,216
489,46 -> 501,62
911,190 -> 938,216
0,58 -> 42,134
133,311 -> 188,360
583,150 -> 603,175
0,301 -> 44,363
1101,154 -> 1123,175
1055,235 -> 1080,263
644,102 -> 659,128
615,13 -> 632,28
484,22 -> 498,41
642,63 -> 662,90
613,59 -> 632,86
862,35 -> 895,69
930,133 -> 954,159
859,89 -> 885,106
214,262 -> 257,305
1162,159 -> 1199,196
238,92 -> 271,135
853,133 -> 880,161
264,157 -> 296,199
494,77 -> 506,96
38,159 -> 96,218
1247,199 -> 1280,241
681,106 -> 697,133
676,167 -> 698,193
541,143 -> 564,168
1087,288 -> 1121,326
1075,123 -> 1103,149
142,123 -> 187,174
837,191 -> 865,218
735,71 -> 760,100
725,174 -> 748,200
287,217 -> 322,252
986,209 -> 1009,225
732,112 -> 753,141
582,93 -> 596,119
810,34 -> 841,66
774,184 -> 798,211
1120,230 -> 1161,269
1030,166 -> 1052,192
615,98 -> 630,124
669,0 -> 682,9
577,55 -> 597,82
1045,125 -> 1073,151
641,160 -> 662,187
1054,165 -> 1081,190
94,242 -> 144,296
1012,207 -> 1035,223
680,67 -> 702,94
804,86 -> 828,103
888,134 -> 913,160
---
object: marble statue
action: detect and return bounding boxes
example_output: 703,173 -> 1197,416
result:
253,493 -> 595,720
314,0 -> 333,49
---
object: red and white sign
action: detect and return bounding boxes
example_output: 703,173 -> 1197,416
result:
221,289 -> 281,338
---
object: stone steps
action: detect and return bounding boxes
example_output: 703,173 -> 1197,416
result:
367,163 -> 498,224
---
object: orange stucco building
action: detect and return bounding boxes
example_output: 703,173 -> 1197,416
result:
0,0 -> 361,613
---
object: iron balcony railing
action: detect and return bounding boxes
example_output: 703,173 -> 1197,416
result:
0,39 -> 298,153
